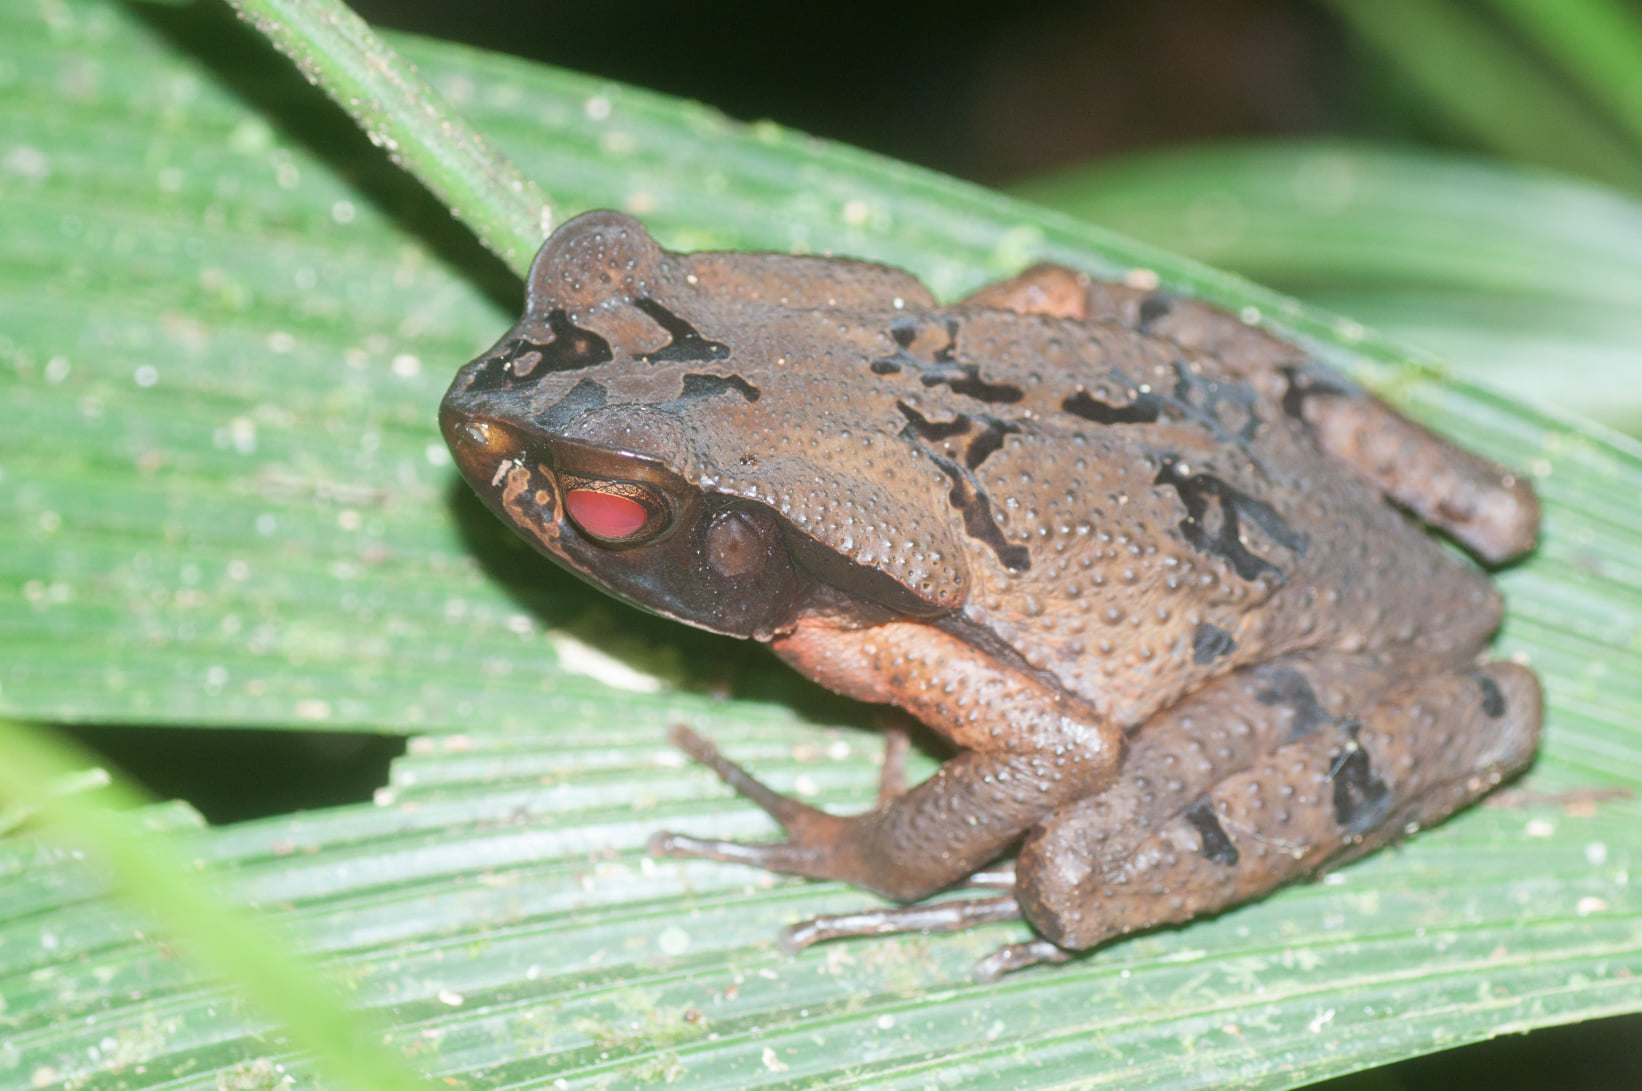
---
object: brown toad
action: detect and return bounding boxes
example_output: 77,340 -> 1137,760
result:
439,211 -> 1541,973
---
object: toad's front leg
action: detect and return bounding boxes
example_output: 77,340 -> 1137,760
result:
649,617 -> 1122,903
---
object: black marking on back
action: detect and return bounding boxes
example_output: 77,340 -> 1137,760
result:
964,417 -> 1021,470
668,372 -> 761,407
1255,666 -> 1334,743
1137,293 -> 1173,333
1476,673 -> 1507,718
871,319 -> 920,375
904,421 -> 1030,572
1183,800 -> 1240,866
1155,456 -> 1308,582
871,317 -> 1024,404
464,310 -> 614,393
1062,388 -> 1161,425
897,404 -> 1022,472
1062,359 -> 1261,445
932,317 -> 959,362
936,365 -> 1025,403
537,377 -> 608,429
897,401 -> 970,441
1330,723 -> 1392,835
634,298 -> 731,364
1279,362 -> 1359,420
1191,622 -> 1237,665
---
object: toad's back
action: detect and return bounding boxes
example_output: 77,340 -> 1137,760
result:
590,269 -> 1504,728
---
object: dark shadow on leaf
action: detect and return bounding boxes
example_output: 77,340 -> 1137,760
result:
62,723 -> 405,824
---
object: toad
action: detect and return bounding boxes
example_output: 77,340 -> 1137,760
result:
440,211 -> 1541,974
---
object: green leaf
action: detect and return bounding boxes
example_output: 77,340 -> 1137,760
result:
0,719 -> 426,1091
1317,0 -> 1642,191
1482,0 -> 1642,160
1,2 -> 1638,1089
1014,141 -> 1642,434
223,0 -> 549,273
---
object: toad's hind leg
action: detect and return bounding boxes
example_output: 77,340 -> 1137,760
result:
758,654 -> 1390,965
962,265 -> 1539,564
1017,659 -> 1541,952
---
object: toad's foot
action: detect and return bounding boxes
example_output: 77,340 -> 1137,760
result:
775,891 -> 1074,981
779,895 -> 1023,954
648,724 -> 859,881
972,939 -> 1075,980
649,724 -> 1068,902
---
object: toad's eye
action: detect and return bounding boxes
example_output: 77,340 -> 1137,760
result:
563,479 -> 670,545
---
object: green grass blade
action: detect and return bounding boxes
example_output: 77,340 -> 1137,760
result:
1319,0 -> 1642,190
224,0 -> 550,272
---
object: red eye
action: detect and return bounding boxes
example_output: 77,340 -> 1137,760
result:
566,488 -> 651,542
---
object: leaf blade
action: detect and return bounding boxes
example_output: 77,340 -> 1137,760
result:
0,2 -> 1638,1089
